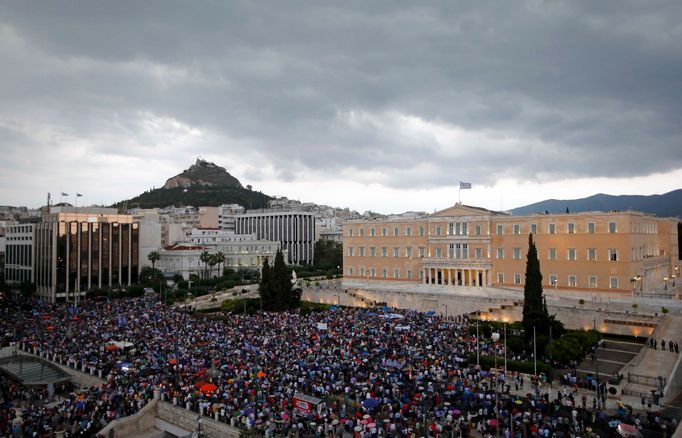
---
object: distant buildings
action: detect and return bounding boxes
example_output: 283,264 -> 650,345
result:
156,228 -> 281,280
4,207 -> 140,302
343,203 -> 679,294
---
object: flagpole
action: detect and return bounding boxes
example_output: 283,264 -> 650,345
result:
458,183 -> 461,204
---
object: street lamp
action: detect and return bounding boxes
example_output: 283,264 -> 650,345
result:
491,331 -> 501,438
664,277 -> 669,291
442,303 -> 448,318
593,317 -> 600,410
631,275 -> 641,302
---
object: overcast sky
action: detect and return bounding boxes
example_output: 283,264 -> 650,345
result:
1,1 -> 681,214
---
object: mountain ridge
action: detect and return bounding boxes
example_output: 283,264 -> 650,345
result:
510,189 -> 682,219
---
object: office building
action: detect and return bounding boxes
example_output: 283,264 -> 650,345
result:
5,207 -> 140,302
235,211 -> 315,265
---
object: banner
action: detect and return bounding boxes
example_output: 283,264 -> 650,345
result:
459,182 -> 472,189
383,358 -> 405,369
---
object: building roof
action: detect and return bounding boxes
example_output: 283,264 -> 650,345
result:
164,244 -> 207,251
430,203 -> 509,218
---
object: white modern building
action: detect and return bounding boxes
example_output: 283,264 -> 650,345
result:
4,223 -> 34,284
235,210 -> 315,265
218,204 -> 245,233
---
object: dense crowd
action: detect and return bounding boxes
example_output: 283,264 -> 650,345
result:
0,296 -> 677,437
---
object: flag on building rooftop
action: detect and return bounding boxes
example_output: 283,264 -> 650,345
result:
459,182 -> 472,189
61,192 -> 69,196
76,193 -> 83,197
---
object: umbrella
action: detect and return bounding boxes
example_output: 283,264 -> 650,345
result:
617,424 -> 642,438
105,344 -> 118,351
199,383 -> 218,392
257,371 -> 266,379
362,399 -> 380,409
168,358 -> 177,365
515,400 -> 523,405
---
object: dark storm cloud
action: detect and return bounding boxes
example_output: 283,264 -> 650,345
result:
1,0 -> 681,199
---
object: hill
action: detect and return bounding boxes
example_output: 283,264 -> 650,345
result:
114,158 -> 272,209
510,189 -> 682,219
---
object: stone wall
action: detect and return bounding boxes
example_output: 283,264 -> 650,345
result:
157,402 -> 241,438
304,288 -> 660,337
97,399 -> 158,438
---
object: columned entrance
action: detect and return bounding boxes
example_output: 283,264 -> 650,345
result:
422,260 -> 493,288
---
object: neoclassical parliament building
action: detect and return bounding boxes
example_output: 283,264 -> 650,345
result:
342,204 -> 679,294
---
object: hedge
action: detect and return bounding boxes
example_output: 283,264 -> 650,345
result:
468,353 -> 553,378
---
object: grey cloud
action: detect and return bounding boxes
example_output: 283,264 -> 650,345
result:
0,0 -> 681,206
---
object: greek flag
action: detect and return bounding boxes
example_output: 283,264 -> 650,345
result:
459,182 -> 472,189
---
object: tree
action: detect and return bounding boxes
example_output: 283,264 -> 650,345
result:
215,251 -> 226,275
147,250 -> 160,270
259,257 -> 273,310
19,281 -> 37,300
199,251 -> 211,279
207,253 -> 219,278
313,240 -> 343,271
259,249 -> 299,311
139,267 -> 165,288
522,233 -> 551,346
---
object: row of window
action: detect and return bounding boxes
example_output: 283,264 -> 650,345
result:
497,272 -> 621,289
348,246 -> 427,258
346,266 -> 622,289
347,220 -> 627,237
495,222 -> 619,235
347,266 -> 415,280
497,247 -> 619,262
347,245 -> 621,262
6,225 -> 33,234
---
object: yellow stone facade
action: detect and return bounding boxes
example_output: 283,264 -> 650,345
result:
343,204 -> 679,293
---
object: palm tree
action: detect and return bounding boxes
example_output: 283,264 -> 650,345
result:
148,251 -> 160,270
199,251 -> 210,279
215,251 -> 226,276
207,253 -> 219,279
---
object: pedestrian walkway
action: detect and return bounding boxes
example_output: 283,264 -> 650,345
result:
575,339 -> 641,379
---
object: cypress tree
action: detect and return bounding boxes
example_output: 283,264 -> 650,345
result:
522,233 -> 550,344
272,249 -> 294,310
258,257 -> 273,310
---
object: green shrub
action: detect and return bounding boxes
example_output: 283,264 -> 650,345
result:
220,298 -> 261,314
662,307 -> 669,314
468,353 -> 552,378
126,284 -> 145,297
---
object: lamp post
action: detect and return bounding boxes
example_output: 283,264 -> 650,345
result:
476,320 -> 480,367
442,303 -> 448,318
492,331 -> 501,438
504,321 -> 507,379
593,318 -> 600,410
664,277 -> 668,291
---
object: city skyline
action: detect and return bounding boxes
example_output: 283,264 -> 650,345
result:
1,1 -> 681,214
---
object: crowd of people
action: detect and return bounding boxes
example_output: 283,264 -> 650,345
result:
0,295 -> 678,437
